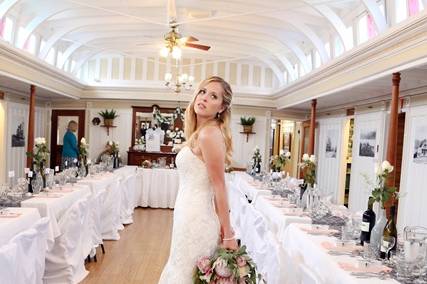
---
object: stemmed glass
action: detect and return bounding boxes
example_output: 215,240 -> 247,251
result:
381,236 -> 396,260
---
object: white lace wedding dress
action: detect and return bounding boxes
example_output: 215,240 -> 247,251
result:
159,146 -> 221,284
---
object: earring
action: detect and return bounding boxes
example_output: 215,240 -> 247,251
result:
216,112 -> 221,119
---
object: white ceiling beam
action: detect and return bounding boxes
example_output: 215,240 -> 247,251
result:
0,0 -> 20,19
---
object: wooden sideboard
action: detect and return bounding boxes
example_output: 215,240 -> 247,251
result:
127,149 -> 177,166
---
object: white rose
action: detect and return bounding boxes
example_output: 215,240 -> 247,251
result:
381,160 -> 393,173
374,163 -> 381,175
302,153 -> 309,161
285,151 -> 291,158
41,138 -> 46,144
166,130 -> 171,134
80,137 -> 86,144
108,141 -> 112,146
309,155 -> 316,163
35,137 -> 45,145
115,142 -> 119,146
279,149 -> 284,155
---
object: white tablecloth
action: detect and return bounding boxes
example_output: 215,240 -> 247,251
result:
137,168 -> 179,209
232,172 -> 271,201
21,184 -> 92,248
78,172 -> 123,240
114,166 -> 139,224
280,224 -> 400,284
0,207 -> 41,245
254,195 -> 312,234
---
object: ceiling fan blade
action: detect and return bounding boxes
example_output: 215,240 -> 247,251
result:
167,0 -> 177,25
185,42 -> 211,51
177,36 -> 199,45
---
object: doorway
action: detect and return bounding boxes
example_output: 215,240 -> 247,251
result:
50,110 -> 85,168
339,118 -> 354,207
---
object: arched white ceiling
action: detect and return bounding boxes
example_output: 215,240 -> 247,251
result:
1,0 -> 388,86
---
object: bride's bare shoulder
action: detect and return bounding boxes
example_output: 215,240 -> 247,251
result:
198,125 -> 223,143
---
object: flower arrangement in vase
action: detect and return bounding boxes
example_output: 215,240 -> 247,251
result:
251,146 -> 262,174
369,160 -> 398,209
194,246 -> 261,284
27,137 -> 50,188
79,137 -> 89,175
134,137 -> 145,151
300,153 -> 316,187
167,128 -> 185,144
270,149 -> 291,172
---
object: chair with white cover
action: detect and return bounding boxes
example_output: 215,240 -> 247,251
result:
299,262 -> 323,284
44,197 -> 90,284
91,188 -> 107,256
10,228 -> 39,284
101,178 -> 122,240
120,174 -> 135,225
261,231 -> 286,284
32,217 -> 50,284
282,248 -> 303,284
0,242 -> 18,284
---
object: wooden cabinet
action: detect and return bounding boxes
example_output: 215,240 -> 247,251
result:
127,149 -> 177,166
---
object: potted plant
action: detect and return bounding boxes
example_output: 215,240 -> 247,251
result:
240,116 -> 256,133
98,109 -> 118,127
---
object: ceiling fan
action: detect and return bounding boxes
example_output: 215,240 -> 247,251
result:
161,0 -> 211,55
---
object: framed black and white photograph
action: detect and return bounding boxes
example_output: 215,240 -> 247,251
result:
11,119 -> 25,147
359,129 -> 376,157
325,129 -> 338,158
413,125 -> 427,164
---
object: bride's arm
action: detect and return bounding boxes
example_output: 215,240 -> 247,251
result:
198,126 -> 238,250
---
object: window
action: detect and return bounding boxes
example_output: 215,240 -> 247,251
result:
344,26 -> 354,49
1,17 -> 14,43
299,63 -> 305,77
46,48 -> 56,65
408,0 -> 422,16
314,51 -> 321,68
358,14 -> 369,44
57,51 -> 64,68
26,34 -> 36,54
324,41 -> 331,57
395,0 -> 408,23
334,37 -> 344,57
40,39 -> 46,53
283,72 -> 288,84
71,60 -> 76,72
305,53 -> 312,72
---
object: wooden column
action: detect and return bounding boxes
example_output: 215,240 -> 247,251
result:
26,85 -> 36,167
308,99 -> 317,155
386,73 -> 401,186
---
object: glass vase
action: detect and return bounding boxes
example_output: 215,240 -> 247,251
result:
370,207 -> 387,253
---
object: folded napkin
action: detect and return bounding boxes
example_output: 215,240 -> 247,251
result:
33,193 -> 63,198
299,225 -> 339,235
46,188 -> 74,193
338,262 -> 392,273
0,212 -> 22,218
321,241 -> 363,253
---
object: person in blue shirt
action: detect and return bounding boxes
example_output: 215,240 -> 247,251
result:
62,120 -> 79,168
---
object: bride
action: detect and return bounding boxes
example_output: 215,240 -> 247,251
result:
159,76 -> 238,283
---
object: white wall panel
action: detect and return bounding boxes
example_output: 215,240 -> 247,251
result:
6,102 -> 48,179
348,111 -> 387,212
316,117 -> 346,203
397,104 -> 427,231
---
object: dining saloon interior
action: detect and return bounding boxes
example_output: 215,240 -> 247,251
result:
0,0 -> 427,283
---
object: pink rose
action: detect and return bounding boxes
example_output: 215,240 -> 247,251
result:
214,259 -> 232,278
236,256 -> 247,267
239,277 -> 246,284
197,256 -> 212,274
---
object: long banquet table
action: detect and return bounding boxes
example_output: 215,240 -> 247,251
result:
229,171 -> 401,284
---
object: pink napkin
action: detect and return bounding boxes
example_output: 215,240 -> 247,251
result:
338,262 -> 392,273
0,212 -> 22,218
321,241 -> 363,253
299,226 -> 339,235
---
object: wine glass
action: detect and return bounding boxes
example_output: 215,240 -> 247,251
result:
381,236 -> 396,260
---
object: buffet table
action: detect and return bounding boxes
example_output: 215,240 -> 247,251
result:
137,168 -> 179,209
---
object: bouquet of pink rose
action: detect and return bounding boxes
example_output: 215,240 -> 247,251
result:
193,246 -> 261,284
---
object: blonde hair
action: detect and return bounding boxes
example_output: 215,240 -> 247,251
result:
184,76 -> 233,165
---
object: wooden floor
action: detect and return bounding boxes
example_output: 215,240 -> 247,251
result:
81,208 -> 173,284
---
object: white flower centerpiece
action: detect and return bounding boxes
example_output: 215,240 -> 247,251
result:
167,128 -> 185,144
